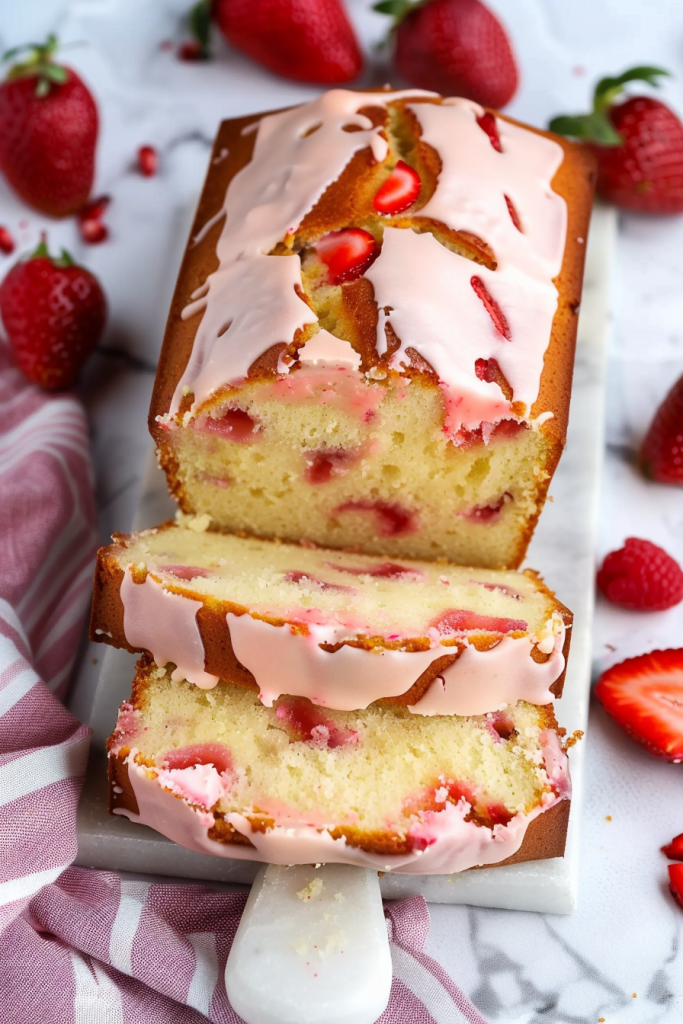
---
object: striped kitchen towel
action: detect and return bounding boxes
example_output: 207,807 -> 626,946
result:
0,343 -> 487,1024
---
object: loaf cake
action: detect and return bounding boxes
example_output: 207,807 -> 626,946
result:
150,89 -> 595,568
91,519 -> 571,715
109,657 -> 571,875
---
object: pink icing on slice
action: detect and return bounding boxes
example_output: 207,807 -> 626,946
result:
540,729 -> 571,798
275,697 -> 358,748
154,763 -> 231,810
198,408 -> 260,442
120,569 -> 219,689
325,561 -> 427,581
120,756 -> 567,874
409,627 -> 565,717
227,612 -> 565,715
432,609 -> 527,635
159,565 -> 211,580
283,570 -> 356,595
333,500 -> 418,537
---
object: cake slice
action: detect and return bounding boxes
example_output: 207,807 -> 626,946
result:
151,90 -> 595,568
91,520 -> 571,716
109,658 -> 572,875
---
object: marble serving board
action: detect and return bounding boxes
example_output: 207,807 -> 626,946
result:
74,204 -> 615,914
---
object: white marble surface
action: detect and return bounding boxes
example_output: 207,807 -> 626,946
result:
2,1 -> 683,1021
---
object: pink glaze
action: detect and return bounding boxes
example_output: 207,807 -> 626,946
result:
460,492 -> 512,523
170,91 -> 566,433
540,728 -> 572,798
120,569 -> 219,689
118,756 -> 569,874
171,89 -> 434,415
275,697 -> 359,748
432,609 -> 528,634
197,408 -> 260,442
326,561 -> 427,581
226,611 -> 565,715
283,570 -> 356,595
154,762 -> 232,810
158,565 -> 211,580
294,329 -> 361,371
333,500 -> 418,537
408,626 -> 565,717
226,612 -> 439,709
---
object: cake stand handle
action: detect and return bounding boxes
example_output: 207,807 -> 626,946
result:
225,862 -> 392,1024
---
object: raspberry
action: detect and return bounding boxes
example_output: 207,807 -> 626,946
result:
597,537 -> 683,611
640,374 -> 683,485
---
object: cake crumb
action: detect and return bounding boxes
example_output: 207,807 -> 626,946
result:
176,511 -> 212,533
297,877 -> 324,901
294,938 -> 308,955
334,892 -> 346,903
606,815 -> 612,822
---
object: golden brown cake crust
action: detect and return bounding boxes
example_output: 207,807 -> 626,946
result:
148,92 -> 596,572
90,526 -> 573,707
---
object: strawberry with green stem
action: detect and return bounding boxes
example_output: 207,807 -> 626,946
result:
550,66 -> 683,213
0,34 -> 98,217
374,0 -> 518,110
0,236 -> 107,390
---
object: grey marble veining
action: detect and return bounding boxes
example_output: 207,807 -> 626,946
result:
1,0 -> 682,1020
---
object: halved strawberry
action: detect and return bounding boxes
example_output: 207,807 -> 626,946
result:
669,863 -> 683,909
595,649 -> 683,762
373,160 -> 421,215
314,228 -> 378,285
662,833 -> 683,861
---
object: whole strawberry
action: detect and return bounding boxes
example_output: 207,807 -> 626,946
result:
374,0 -> 518,109
0,237 -> 106,390
0,35 -> 98,217
640,373 -> 683,484
597,538 -> 683,611
550,66 -> 683,213
213,0 -> 363,84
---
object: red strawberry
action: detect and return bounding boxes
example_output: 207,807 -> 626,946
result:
0,236 -> 107,390
597,538 -> 683,612
595,649 -> 683,762
0,226 -> 14,255
0,35 -> 98,217
213,0 -> 363,84
662,833 -> 683,861
374,161 -> 421,215
138,145 -> 159,177
314,228 -> 378,285
640,374 -> 683,484
374,0 -> 518,109
669,864 -> 683,910
550,66 -> 683,213
78,195 -> 110,246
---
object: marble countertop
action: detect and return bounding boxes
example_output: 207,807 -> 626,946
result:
1,1 -> 682,1021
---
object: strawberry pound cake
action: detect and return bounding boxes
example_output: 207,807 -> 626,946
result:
109,658 -> 572,875
91,519 -> 571,716
151,89 -> 595,569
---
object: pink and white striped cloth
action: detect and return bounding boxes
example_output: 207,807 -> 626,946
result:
0,342 -> 488,1024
